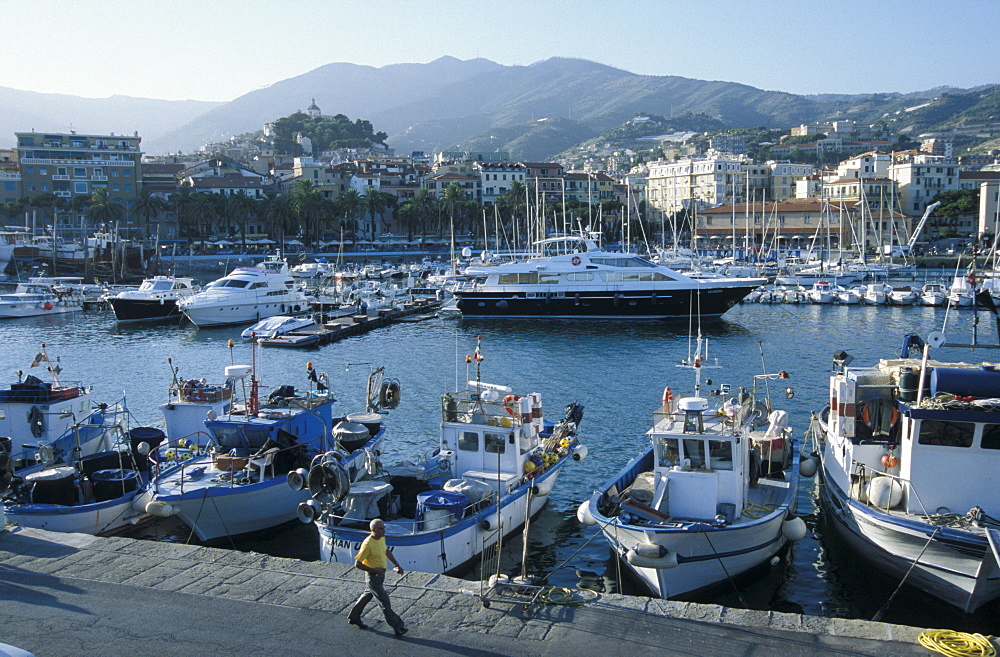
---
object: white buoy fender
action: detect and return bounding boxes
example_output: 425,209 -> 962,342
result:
866,476 -> 904,509
531,480 -> 553,496
481,513 -> 501,531
799,457 -> 818,478
144,500 -> 176,517
572,444 -> 588,461
782,516 -> 808,541
576,500 -> 596,526
287,467 -> 309,491
626,544 -> 679,569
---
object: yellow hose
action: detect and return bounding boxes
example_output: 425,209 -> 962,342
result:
918,629 -> 996,657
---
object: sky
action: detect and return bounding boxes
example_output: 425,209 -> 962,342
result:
2,0 -> 999,102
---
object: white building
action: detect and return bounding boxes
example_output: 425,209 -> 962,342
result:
888,151 -> 960,216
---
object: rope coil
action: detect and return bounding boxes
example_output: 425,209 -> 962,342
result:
918,629 -> 996,657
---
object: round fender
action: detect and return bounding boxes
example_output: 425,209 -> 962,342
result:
576,500 -> 596,526
572,444 -> 588,461
308,459 -> 350,504
531,479 -> 553,496
287,467 -> 309,491
626,544 -> 678,569
481,513 -> 501,531
799,456 -> 817,478
145,500 -> 176,517
782,516 -> 808,542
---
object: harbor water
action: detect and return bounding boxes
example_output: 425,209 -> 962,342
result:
4,294 -> 1000,633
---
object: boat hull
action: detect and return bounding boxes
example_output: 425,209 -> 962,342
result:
818,472 -> 1000,613
455,285 -> 756,319
5,493 -> 145,535
318,466 -> 562,574
108,298 -> 183,322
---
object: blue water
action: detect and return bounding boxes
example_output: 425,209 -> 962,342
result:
4,298 -> 1000,632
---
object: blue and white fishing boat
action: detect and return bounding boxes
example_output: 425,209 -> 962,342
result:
582,336 -> 804,599
296,338 -> 586,575
817,332 -> 1000,612
133,354 -> 392,542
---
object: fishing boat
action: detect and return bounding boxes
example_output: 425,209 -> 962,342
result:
454,232 -> 762,319
107,275 -> 198,322
816,333 -> 1000,612
178,252 -> 311,327
295,338 -> 587,575
919,283 -> 947,307
581,336 -> 804,599
0,278 -> 85,319
133,354 -> 393,542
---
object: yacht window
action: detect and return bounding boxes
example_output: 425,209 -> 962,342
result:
0,409 -> 5,420
251,282 -> 268,289
982,424 -> 1000,450
683,411 -> 703,434
566,272 -> 593,281
223,280 -> 250,288
538,273 -> 560,284
682,439 -> 706,469
708,440 -> 734,470
484,432 -> 507,454
658,436 -> 680,466
458,431 -> 479,451
917,419 -> 974,447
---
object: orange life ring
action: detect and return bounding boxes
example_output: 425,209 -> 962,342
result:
571,256 -> 581,266
502,394 -> 521,416
881,453 -> 899,468
662,386 -> 673,405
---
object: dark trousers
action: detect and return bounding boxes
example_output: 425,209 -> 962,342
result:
348,572 -> 404,631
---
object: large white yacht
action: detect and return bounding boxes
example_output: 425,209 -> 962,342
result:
455,233 -> 764,319
178,254 -> 311,327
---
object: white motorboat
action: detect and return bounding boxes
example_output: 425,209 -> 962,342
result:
299,338 -> 587,575
835,285 -> 862,305
178,253 -> 311,327
240,315 -> 318,340
919,283 -> 947,307
888,286 -> 919,306
807,280 -> 837,304
0,279 -> 85,319
290,260 -> 335,279
455,232 -> 762,319
860,283 -> 891,306
583,336 -> 803,599
816,333 -> 1000,612
134,357 -> 391,542
947,275 -> 975,308
107,276 -> 198,322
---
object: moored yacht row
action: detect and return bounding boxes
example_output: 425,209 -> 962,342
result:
746,275 -> 996,308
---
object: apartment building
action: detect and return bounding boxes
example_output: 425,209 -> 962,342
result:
888,151 -> 959,216
646,153 -> 745,214
15,130 -> 143,235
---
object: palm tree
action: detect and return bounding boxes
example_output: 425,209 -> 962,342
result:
290,180 -> 329,245
86,188 -> 125,225
169,184 -> 197,239
335,189 -> 362,240
133,188 -> 168,236
224,191 -> 258,250
362,188 -> 395,241
262,194 -> 297,244
440,182 -> 466,239
187,193 -> 218,240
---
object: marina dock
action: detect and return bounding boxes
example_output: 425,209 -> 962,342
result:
0,526 -> 934,657
263,297 -> 442,347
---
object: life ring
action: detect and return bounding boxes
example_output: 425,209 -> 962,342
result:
378,380 -> 401,409
571,256 -> 581,266
662,387 -> 673,406
28,406 -> 45,438
503,394 -> 521,417
307,457 -> 350,504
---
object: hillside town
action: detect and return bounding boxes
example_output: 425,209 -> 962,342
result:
1,99 -> 1000,265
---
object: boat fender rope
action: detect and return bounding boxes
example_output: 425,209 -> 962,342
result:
917,629 -> 996,657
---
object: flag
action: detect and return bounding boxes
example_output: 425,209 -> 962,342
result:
29,352 -> 46,368
967,261 -> 977,287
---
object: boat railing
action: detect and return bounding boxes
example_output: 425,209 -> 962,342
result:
441,394 -> 520,427
322,493 -> 498,535
849,460 -> 929,516
168,380 -> 234,404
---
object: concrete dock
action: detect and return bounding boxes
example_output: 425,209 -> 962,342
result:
0,526 -> 942,657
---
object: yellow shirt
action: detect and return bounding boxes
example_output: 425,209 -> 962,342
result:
355,535 -> 387,570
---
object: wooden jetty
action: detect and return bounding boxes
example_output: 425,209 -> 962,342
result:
259,298 -> 442,348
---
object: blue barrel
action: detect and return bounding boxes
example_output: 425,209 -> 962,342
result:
129,427 -> 165,472
416,490 -> 469,522
91,468 -> 139,502
931,366 -> 1000,398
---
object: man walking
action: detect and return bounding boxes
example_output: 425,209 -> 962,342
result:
347,518 -> 409,637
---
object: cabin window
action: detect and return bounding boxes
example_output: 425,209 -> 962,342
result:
243,428 -> 270,449
682,439 -> 707,469
458,431 -> 479,451
658,436 -> 680,466
708,440 -> 734,470
212,427 -> 244,450
538,273 -> 560,285
917,419 -> 974,447
567,272 -> 593,281
484,432 -> 506,454
981,424 -> 1000,450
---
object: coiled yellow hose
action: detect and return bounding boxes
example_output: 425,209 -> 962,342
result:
918,629 -> 996,657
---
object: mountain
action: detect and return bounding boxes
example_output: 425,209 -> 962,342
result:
2,57 -> 996,160
0,87 -> 221,151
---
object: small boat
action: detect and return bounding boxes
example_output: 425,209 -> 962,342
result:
0,279 -> 84,319
860,283 -> 891,306
947,275 -> 975,308
257,333 -> 321,349
583,335 -> 804,599
807,280 -> 836,304
888,286 -> 918,306
297,337 -> 587,575
241,315 -> 318,340
919,282 -> 947,307
816,333 -> 1000,612
134,355 -> 392,542
178,252 -> 311,327
107,276 -> 198,322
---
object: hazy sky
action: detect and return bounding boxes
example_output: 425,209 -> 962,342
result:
3,0 -> 998,102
